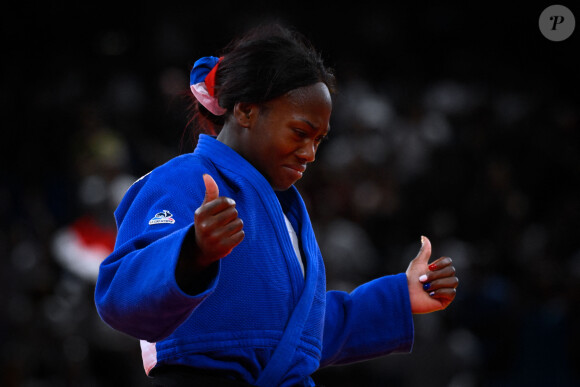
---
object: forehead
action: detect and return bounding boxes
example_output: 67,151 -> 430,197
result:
285,82 -> 332,109
262,82 -> 332,128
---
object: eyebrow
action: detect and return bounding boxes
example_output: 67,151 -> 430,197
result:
300,118 -> 331,133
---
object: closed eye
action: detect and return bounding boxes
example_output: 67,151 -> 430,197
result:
293,128 -> 309,138
316,134 -> 329,144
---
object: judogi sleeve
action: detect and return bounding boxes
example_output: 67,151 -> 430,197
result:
94,167 -> 219,343
319,273 -> 414,367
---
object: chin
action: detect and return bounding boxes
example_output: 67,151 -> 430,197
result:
272,181 -> 296,191
273,185 -> 293,192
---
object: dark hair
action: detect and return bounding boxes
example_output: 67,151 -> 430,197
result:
185,23 -> 336,140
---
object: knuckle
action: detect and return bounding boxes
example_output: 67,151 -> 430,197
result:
200,221 -> 213,233
227,208 -> 239,220
195,221 -> 206,233
206,232 -> 220,243
228,218 -> 243,231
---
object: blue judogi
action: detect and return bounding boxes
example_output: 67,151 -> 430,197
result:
95,135 -> 414,386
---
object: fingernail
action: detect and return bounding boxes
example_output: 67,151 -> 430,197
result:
419,274 -> 428,283
421,235 -> 425,246
423,283 -> 431,290
429,291 -> 435,297
428,263 -> 437,271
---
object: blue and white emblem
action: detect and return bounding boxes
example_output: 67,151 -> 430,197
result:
148,210 -> 175,225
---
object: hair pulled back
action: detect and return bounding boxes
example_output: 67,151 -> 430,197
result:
186,23 -> 336,139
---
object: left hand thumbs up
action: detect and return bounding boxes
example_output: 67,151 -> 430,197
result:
405,236 -> 459,314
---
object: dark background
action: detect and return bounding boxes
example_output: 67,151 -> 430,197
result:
2,2 -> 579,386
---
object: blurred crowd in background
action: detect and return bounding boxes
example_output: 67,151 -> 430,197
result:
1,3 -> 579,387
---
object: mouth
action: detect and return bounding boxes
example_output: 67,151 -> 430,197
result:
283,164 -> 307,179
291,164 -> 307,173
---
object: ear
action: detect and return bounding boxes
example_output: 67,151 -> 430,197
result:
233,102 -> 257,128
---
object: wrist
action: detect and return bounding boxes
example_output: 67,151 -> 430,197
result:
176,227 -> 214,294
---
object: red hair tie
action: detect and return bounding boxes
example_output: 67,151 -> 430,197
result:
204,56 -> 222,97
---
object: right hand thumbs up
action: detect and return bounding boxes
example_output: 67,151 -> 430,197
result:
194,174 -> 245,268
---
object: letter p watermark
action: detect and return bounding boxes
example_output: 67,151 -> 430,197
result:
539,5 -> 575,41
550,15 -> 565,30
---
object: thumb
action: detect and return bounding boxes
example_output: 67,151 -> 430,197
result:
414,235 -> 432,264
202,174 -> 219,204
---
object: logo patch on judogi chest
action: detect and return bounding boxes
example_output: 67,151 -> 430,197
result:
148,210 -> 175,225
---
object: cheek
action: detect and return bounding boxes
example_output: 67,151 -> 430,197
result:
269,135 -> 295,157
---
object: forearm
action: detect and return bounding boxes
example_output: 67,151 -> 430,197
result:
175,226 -> 220,295
320,273 -> 414,367
94,225 -> 219,342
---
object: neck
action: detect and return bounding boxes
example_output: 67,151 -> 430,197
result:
216,122 -> 235,145
216,121 -> 245,155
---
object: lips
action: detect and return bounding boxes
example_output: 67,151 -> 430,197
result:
287,164 -> 307,173
283,164 -> 307,180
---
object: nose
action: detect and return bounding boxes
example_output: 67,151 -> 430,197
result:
296,141 -> 316,163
